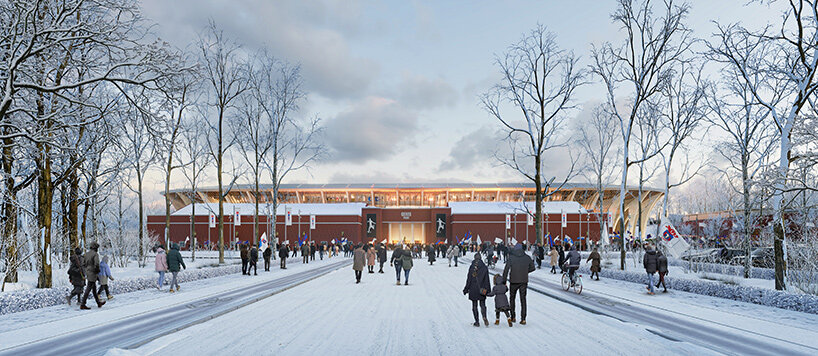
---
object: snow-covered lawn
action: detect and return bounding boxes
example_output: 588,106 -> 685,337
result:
123,256 -> 713,355
0,254 -> 344,350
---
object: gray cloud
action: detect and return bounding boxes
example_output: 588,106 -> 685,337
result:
140,0 -> 377,99
397,74 -> 458,109
437,126 -> 504,171
324,97 -> 419,163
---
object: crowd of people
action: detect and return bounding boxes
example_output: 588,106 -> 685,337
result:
66,242 -> 114,310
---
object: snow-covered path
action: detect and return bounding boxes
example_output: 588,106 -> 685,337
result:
126,257 -> 712,355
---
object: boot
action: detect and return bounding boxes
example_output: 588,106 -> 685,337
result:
66,296 -> 72,306
97,300 -> 106,308
494,319 -> 500,325
404,281 -> 408,285
507,318 -> 513,327
520,320 -> 526,325
108,295 -> 114,300
169,288 -> 175,293
483,317 -> 489,326
80,305 -> 91,310
511,318 -> 516,323
396,281 -> 401,285
472,322 -> 480,327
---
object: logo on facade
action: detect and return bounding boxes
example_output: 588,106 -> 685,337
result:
401,212 -> 411,220
435,214 -> 447,238
366,214 -> 377,237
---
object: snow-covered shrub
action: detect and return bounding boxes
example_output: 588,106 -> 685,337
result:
788,235 -> 818,296
575,265 -> 818,314
0,264 -> 241,316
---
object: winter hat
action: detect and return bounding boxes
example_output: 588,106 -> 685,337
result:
514,243 -> 523,250
74,247 -> 82,255
474,253 -> 482,260
102,255 -> 109,264
89,242 -> 100,251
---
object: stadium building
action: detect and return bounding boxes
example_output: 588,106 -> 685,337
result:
147,183 -> 663,247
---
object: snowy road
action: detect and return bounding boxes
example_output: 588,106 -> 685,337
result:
0,258 -> 350,356
123,257 -> 713,355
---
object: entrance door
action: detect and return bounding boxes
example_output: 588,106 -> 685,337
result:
388,223 -> 425,244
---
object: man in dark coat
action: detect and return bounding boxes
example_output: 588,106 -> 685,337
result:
463,253 -> 490,327
534,243 -> 545,269
502,243 -> 535,324
167,243 -> 187,292
240,244 -> 249,275
426,244 -> 436,265
301,243 -> 310,264
80,242 -> 105,310
656,250 -> 668,293
643,244 -> 659,295
376,243 -> 387,273
249,246 -> 258,275
557,244 -> 566,273
278,244 -> 289,269
263,246 -> 272,271
352,244 -> 365,284
66,247 -> 85,305
587,247 -> 601,280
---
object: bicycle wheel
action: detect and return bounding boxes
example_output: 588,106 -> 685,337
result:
573,276 -> 583,294
561,273 -> 570,291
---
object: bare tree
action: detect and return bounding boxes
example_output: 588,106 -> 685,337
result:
179,117 -> 210,261
482,24 -> 586,246
198,21 -> 250,264
576,105 -> 620,242
591,0 -> 692,269
709,0 -> 818,290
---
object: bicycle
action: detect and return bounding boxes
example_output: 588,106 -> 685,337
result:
560,265 -> 583,294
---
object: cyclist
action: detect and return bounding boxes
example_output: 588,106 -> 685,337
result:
563,244 -> 581,286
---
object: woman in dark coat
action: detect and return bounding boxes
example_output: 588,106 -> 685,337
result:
66,247 -> 85,305
587,247 -> 601,280
427,244 -> 436,265
463,253 -> 490,327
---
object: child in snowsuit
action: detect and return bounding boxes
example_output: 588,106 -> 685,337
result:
487,274 -> 513,327
97,255 -> 115,299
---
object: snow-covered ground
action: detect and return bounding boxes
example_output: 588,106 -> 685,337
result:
2,250 -> 241,292
121,255 -> 713,355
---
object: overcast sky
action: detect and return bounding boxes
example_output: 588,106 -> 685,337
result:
136,0 -> 785,210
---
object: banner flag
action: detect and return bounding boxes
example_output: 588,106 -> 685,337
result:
234,207 -> 241,226
505,214 -> 511,229
310,215 -> 316,230
527,211 -> 534,226
209,212 -> 216,228
494,237 -> 503,244
285,207 -> 292,226
561,210 -> 567,228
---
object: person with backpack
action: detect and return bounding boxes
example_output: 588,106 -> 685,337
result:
166,243 -> 186,292
240,244 -> 250,275
487,274 -> 512,327
463,253 -> 490,327
400,247 -> 414,285
656,250 -> 668,293
97,255 -> 115,300
80,242 -> 105,310
66,247 -> 85,305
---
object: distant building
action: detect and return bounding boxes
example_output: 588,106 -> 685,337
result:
149,182 -> 663,246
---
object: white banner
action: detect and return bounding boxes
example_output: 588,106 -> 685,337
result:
660,218 -> 690,258
561,210 -> 567,228
234,207 -> 241,226
607,213 -> 613,227
285,207 -> 292,226
310,215 -> 316,230
505,214 -> 511,229
527,211 -> 534,226
381,239 -> 387,244
209,212 -> 216,228
511,237 -> 518,246
494,237 -> 503,244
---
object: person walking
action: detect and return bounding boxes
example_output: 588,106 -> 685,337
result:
427,244 -> 436,265
155,245 -> 168,290
167,243 -> 187,292
366,245 -> 377,273
557,244 -> 566,274
353,244 -> 365,283
96,255 -> 114,300
656,250 -> 668,293
80,242 -> 105,310
547,246 -> 558,274
278,243 -> 289,269
501,243 -> 535,324
534,243 -> 545,269
249,245 -> 258,276
301,243 -> 310,264
319,243 -> 325,260
587,247 -> 601,281
391,246 -> 404,285
66,247 -> 85,305
400,247 -> 414,285
310,242 -> 316,261
463,253 -> 490,327
643,244 -> 659,295
240,244 -> 249,275
487,274 -> 512,327
263,245 -> 272,271
377,243 -> 387,273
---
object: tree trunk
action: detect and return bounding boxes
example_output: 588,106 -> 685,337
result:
137,163 -> 144,267
772,119 -> 793,290
2,136 -> 18,283
254,171 -> 259,245
164,149 -> 174,248
535,152 -> 543,246
619,145 -> 630,270
36,141 -> 53,288
217,111 -> 225,264
742,153 -> 752,279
